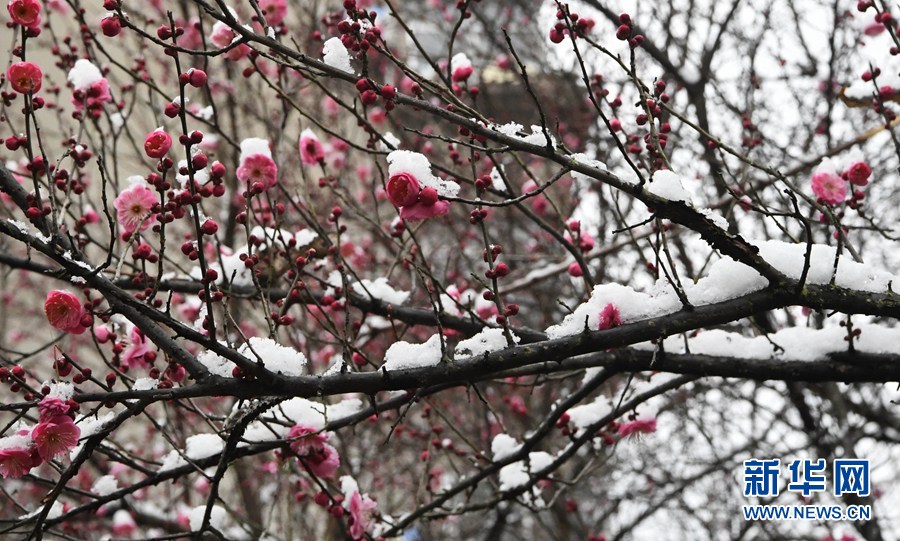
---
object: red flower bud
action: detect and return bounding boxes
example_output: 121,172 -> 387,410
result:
143,130 -> 172,159
418,186 -> 439,206
100,16 -> 122,37
549,28 -> 564,43
360,89 -> 378,106
191,153 -> 208,170
187,69 -> 207,87
847,161 -> 872,185
200,219 -> 218,235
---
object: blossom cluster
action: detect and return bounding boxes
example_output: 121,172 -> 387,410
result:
0,395 -> 80,479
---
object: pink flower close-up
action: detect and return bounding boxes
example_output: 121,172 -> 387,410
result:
258,0 -> 287,26
209,22 -> 250,61
0,442 -> 36,478
386,172 -> 421,207
299,129 -> 325,165
347,489 -> 377,539
400,198 -> 450,221
301,442 -> 340,479
287,424 -> 330,456
810,171 -> 847,205
31,415 -> 80,460
598,303 -> 622,330
288,426 -> 340,479
72,78 -> 112,114
44,290 -> 86,334
37,396 -> 70,422
6,62 -> 42,94
93,325 -> 114,343
390,181 -> 450,221
7,0 -> 41,26
143,129 -> 172,159
120,325 -> 152,370
208,22 -> 235,49
113,184 -> 157,235
237,153 -> 278,188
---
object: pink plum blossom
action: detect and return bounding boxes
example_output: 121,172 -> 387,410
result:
0,440 -> 37,478
44,290 -> 87,334
299,129 -> 325,165
114,184 -> 157,235
598,303 -> 622,330
120,325 -> 152,370
400,198 -> 450,221
6,62 -> 42,94
258,0 -> 287,25
304,443 -> 340,478
94,325 -> 114,343
346,488 -> 377,539
390,180 -> 449,221
208,21 -> 233,48
38,396 -> 71,422
176,17 -> 203,49
144,129 -> 172,159
31,415 -> 80,460
810,171 -> 846,205
7,0 -> 41,27
72,78 -> 111,115
237,154 -> 278,188
288,425 -> 340,478
288,425 -> 330,455
386,172 -> 421,207
209,21 -> 250,60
